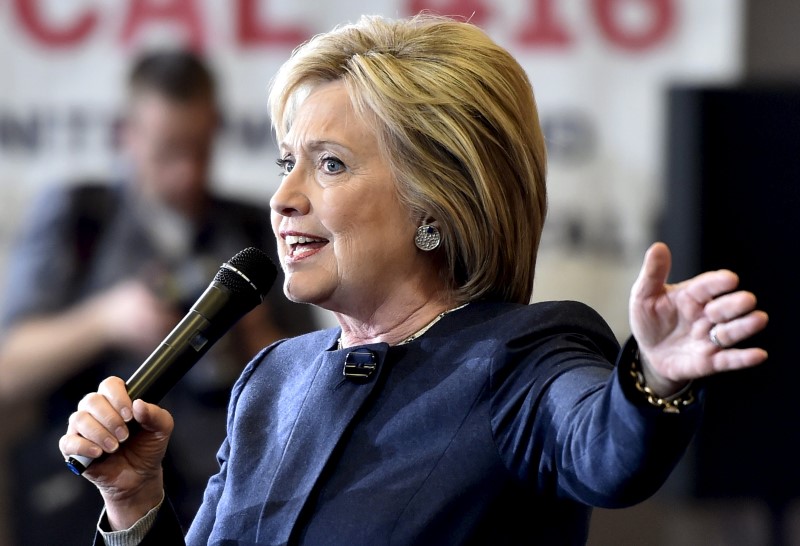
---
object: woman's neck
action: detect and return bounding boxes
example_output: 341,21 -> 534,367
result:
334,297 -> 463,349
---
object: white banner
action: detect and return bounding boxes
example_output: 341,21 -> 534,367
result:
0,0 -> 743,335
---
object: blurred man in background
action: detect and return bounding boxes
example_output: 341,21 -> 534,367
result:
0,49 -> 317,545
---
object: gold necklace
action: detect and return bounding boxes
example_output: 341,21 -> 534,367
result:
337,302 -> 469,350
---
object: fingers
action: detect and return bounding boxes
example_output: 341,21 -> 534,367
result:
74,394 -> 127,451
634,242 -> 746,310
707,310 -> 769,350
99,376 -> 134,422
703,282 -> 768,352
704,290 -> 757,324
62,377 -> 131,460
59,424 -> 104,460
681,269 -> 740,306
710,346 -> 770,373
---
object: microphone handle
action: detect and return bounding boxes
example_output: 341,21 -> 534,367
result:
66,287 -> 239,475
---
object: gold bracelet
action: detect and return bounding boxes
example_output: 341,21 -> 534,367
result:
629,351 -> 695,414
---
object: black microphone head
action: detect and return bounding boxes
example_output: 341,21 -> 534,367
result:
214,247 -> 277,299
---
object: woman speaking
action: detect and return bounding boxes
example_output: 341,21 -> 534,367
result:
60,13 -> 768,545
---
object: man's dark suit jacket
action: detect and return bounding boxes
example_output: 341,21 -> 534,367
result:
98,299 -> 702,545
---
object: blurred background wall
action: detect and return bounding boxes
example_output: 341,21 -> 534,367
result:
590,1 -> 800,545
0,1 -> 797,545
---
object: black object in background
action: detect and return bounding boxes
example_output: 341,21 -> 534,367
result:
660,84 -> 800,543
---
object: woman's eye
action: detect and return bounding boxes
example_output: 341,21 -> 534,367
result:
276,158 -> 294,175
321,156 -> 345,174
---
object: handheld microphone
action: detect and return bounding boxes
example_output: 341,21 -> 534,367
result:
65,247 -> 277,475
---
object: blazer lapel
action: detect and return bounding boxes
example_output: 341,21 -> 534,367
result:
255,343 -> 389,544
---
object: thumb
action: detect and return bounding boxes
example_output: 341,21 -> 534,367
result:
632,242 -> 672,302
131,399 -> 174,437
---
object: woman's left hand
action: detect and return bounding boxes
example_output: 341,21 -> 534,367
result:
629,242 -> 769,396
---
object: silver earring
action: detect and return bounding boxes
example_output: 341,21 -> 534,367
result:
414,224 -> 441,251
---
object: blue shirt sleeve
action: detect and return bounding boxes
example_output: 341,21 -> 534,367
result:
0,185 -> 83,327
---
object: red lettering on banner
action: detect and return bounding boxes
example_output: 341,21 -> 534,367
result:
236,0 -> 309,47
405,0 -> 491,26
13,0 -> 98,46
594,0 -> 675,50
121,0 -> 205,50
517,0 -> 572,47
9,0 -> 676,53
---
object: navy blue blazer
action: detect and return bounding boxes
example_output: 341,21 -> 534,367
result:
111,300 -> 702,545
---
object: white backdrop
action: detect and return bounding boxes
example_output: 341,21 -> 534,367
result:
0,0 -> 743,336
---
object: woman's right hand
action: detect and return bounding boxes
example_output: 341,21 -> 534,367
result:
59,376 -> 174,530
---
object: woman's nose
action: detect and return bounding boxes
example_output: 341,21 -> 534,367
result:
269,170 -> 310,217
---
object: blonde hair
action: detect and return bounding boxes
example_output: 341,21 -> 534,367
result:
269,13 -> 547,304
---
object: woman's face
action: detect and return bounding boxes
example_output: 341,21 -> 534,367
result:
270,80 -> 429,316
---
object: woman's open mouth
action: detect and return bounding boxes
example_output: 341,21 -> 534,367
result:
284,234 -> 328,260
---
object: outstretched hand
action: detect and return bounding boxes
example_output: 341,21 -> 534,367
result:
629,242 -> 769,396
